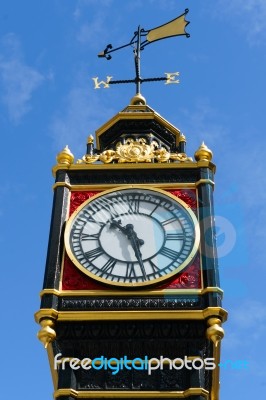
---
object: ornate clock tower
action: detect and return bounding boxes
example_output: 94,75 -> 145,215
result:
36,8 -> 226,400
35,91 -> 227,400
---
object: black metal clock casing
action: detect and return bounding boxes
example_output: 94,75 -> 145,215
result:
36,98 -> 226,400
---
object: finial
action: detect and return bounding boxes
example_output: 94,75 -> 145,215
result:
179,132 -> 186,142
37,319 -> 56,348
130,93 -> 146,105
194,142 -> 213,162
87,135 -> 94,144
178,132 -> 186,153
56,145 -> 74,165
206,318 -> 224,347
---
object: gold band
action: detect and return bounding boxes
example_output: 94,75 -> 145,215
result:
54,388 -> 209,399
40,286 -> 223,298
52,179 -> 214,191
35,307 -> 228,324
52,160 -> 215,177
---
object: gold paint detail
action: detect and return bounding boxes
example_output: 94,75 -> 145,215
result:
56,145 -> 74,165
195,179 -> 215,187
47,343 -> 58,390
146,13 -> 189,43
206,317 -> 224,348
194,142 -> 213,162
54,388 -> 209,399
51,180 -> 214,191
179,133 -> 186,142
77,137 -> 193,164
52,160 -> 216,177
107,137 -> 157,163
165,72 -> 180,84
201,287 -> 223,295
37,318 -> 56,348
206,318 -> 225,400
130,93 -> 147,105
40,286 -> 223,298
35,307 -> 228,323
35,308 -> 59,323
52,182 -> 72,190
77,154 -> 100,164
92,76 -> 113,89
87,135 -> 94,144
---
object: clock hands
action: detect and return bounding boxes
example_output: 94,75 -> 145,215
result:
124,224 -> 147,281
110,220 -> 147,280
110,220 -> 144,246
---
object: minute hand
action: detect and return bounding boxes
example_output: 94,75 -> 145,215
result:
125,225 -> 147,281
110,221 -> 147,280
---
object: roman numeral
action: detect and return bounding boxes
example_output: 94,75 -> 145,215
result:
98,199 -> 120,219
99,258 -> 117,276
82,210 -> 104,227
162,217 -> 178,226
166,233 -> 184,240
81,233 -> 100,241
149,260 -> 162,276
128,196 -> 140,214
84,247 -> 104,261
160,247 -> 179,260
149,203 -> 160,216
126,262 -> 137,279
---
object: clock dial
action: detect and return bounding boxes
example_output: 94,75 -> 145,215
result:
64,187 -> 200,287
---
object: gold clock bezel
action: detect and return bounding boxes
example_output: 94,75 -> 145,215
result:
64,185 -> 200,287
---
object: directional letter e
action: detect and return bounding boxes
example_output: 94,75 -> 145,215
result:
165,72 -> 180,85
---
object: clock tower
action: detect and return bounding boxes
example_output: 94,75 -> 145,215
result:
35,92 -> 227,400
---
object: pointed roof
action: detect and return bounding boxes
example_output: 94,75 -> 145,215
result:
95,94 -> 182,152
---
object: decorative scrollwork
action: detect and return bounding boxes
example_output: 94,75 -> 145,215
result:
99,150 -> 117,163
115,137 -> 157,163
76,154 -> 100,164
77,137 -> 193,164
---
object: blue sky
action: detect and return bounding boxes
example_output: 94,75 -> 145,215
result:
1,0 -> 266,398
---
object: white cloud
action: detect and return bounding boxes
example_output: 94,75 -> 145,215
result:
74,0 -> 112,17
224,300 -> 266,357
74,0 -> 115,49
74,0 -> 181,47
77,15 -> 107,46
49,82 -> 115,157
74,0 -> 114,47
147,0 -> 185,11
212,0 -> 266,45
177,98 -> 229,151
0,33 -> 45,123
176,98 -> 266,266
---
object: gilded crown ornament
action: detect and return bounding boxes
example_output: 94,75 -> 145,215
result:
194,142 -> 213,162
77,136 -> 193,164
56,145 -> 74,165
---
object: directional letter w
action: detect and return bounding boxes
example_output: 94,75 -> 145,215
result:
92,76 -> 113,89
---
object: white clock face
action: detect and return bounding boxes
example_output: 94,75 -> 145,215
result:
64,187 -> 199,287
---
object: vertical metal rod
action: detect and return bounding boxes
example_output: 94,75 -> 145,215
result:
134,25 -> 141,94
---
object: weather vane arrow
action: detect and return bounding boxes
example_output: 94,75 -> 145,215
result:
93,9 -> 190,93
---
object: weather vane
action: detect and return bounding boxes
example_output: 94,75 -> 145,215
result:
92,9 -> 190,93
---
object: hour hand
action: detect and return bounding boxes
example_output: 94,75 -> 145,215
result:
110,219 -> 129,235
110,221 -> 144,247
110,219 -> 122,230
125,225 -> 147,280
